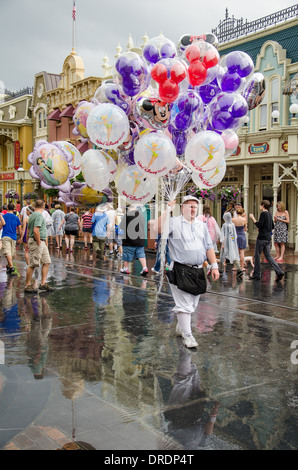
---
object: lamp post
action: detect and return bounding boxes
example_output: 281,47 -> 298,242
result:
17,164 -> 25,210
289,103 -> 298,118
271,109 -> 280,124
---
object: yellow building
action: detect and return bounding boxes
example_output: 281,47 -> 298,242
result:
0,88 -> 33,207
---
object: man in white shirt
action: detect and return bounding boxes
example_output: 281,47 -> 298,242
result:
158,195 -> 219,348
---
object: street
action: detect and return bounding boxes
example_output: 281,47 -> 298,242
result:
0,244 -> 298,450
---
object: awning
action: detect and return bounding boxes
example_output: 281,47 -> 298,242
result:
60,104 -> 74,118
282,74 -> 298,95
47,108 -> 61,120
76,141 -> 89,154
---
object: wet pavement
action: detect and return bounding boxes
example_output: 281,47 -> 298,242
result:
0,244 -> 298,451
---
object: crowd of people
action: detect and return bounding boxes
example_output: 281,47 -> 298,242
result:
0,197 -> 289,347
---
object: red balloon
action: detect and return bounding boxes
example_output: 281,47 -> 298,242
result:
188,61 -> 207,86
151,63 -> 168,84
185,44 -> 201,63
159,81 -> 179,103
170,62 -> 187,84
202,49 -> 219,69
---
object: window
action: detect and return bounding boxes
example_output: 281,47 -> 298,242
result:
270,78 -> 279,125
259,92 -> 267,129
258,77 -> 280,129
38,109 -> 47,129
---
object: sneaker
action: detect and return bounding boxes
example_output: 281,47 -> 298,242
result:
39,283 -> 54,292
151,267 -> 160,274
120,267 -> 130,274
276,272 -> 284,282
176,324 -> 184,337
140,267 -> 148,276
183,334 -> 198,349
24,285 -> 38,294
8,267 -> 17,276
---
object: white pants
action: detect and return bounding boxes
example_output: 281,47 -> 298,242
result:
169,283 -> 200,315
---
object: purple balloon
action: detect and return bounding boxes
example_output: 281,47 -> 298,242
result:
226,51 -> 254,78
221,71 -> 241,92
198,82 -> 219,104
212,111 -> 235,131
160,43 -> 176,59
216,93 -> 234,111
231,100 -> 248,118
175,111 -> 192,131
170,127 -> 188,155
143,44 -> 160,64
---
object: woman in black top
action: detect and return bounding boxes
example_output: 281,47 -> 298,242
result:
249,200 -> 284,281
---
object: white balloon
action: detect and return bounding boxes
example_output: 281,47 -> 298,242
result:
134,131 -> 176,178
191,159 -> 226,188
116,165 -> 157,205
81,149 -> 111,191
185,130 -> 225,173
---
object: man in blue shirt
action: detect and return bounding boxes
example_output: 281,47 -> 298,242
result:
91,205 -> 110,259
0,202 -> 21,275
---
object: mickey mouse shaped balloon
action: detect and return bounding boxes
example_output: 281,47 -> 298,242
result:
115,51 -> 150,97
150,58 -> 187,103
185,41 -> 220,87
143,34 -> 177,64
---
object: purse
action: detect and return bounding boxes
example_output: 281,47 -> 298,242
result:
166,261 -> 207,296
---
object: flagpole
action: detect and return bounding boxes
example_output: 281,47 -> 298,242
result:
72,0 -> 76,53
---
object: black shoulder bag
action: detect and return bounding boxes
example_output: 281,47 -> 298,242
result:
166,261 -> 207,296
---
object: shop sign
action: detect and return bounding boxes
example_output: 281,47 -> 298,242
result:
281,141 -> 288,153
248,143 -> 269,155
14,141 -> 20,170
231,146 -> 241,156
0,173 -> 15,180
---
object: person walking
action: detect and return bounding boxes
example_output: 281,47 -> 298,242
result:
105,203 -> 116,258
218,212 -> 243,277
24,199 -> 53,293
0,207 -> 5,252
52,204 -> 65,250
91,205 -> 110,259
59,208 -> 81,253
0,202 -> 21,275
232,207 -> 247,270
249,200 -> 284,281
81,209 -> 93,251
157,195 -> 219,349
120,205 -> 148,276
273,201 -> 289,263
19,205 -> 35,266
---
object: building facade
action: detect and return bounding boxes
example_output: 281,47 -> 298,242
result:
0,88 -> 33,207
211,7 -> 298,253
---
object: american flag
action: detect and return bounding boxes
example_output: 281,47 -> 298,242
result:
72,1 -> 76,21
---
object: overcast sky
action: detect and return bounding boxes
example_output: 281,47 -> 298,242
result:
0,0 -> 295,91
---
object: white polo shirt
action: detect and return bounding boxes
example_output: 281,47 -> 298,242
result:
168,215 -> 213,266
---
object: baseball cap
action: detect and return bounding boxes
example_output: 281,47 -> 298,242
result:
182,195 -> 200,204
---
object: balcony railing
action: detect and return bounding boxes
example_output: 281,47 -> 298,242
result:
212,5 -> 298,44
3,87 -> 33,101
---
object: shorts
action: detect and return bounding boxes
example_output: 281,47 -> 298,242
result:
28,238 -> 51,268
107,229 -> 115,243
65,229 -> 78,236
122,245 -> 146,262
83,227 -> 92,233
1,237 -> 16,257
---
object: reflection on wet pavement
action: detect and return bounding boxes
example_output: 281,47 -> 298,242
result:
0,245 -> 298,450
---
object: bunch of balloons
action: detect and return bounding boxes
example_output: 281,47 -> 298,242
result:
28,32 -> 266,205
